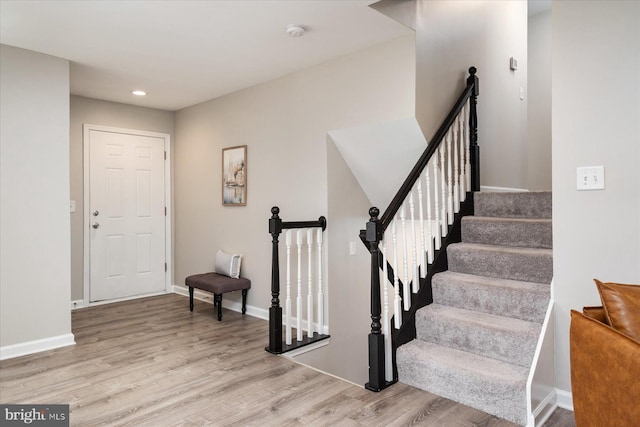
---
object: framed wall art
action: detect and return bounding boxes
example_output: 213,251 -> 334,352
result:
222,145 -> 247,206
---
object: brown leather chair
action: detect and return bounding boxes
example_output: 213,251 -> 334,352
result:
570,307 -> 640,426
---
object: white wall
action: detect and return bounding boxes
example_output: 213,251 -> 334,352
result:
0,45 -> 73,355
69,96 -> 175,301
375,0 -> 529,189
329,117 -> 427,209
527,10 -> 552,191
552,0 -> 640,395
174,35 -> 415,384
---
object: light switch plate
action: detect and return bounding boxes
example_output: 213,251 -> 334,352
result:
576,166 -> 605,190
349,241 -> 357,256
70,200 -> 76,212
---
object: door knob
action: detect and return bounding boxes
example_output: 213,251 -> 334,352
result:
92,222 -> 100,229
92,210 -> 100,216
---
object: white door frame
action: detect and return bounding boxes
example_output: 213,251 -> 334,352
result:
83,124 -> 172,306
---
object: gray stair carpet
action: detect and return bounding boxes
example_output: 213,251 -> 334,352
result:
432,272 -> 549,323
397,191 -> 552,426
462,216 -> 552,249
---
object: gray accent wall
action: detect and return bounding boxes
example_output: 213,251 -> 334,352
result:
0,45 -> 72,348
527,10 -> 552,191
373,0 -> 529,189
552,0 -> 640,394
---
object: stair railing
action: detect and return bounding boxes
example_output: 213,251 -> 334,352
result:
364,67 -> 480,391
266,206 -> 329,354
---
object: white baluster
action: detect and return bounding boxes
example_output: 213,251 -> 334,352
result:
446,129 -> 454,224
307,228 -> 314,337
440,145 -> 448,237
433,159 -> 442,250
400,206 -> 410,311
459,105 -> 467,202
408,191 -> 419,293
465,100 -> 472,192
453,117 -> 460,213
425,163 -> 434,263
296,229 -> 304,341
417,179 -> 427,278
285,230 -> 292,345
391,218 -> 403,326
381,239 -> 392,382
316,228 -> 324,335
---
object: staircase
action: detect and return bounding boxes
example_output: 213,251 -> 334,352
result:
396,191 -> 552,426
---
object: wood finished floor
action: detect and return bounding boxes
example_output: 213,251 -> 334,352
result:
0,294 -> 575,426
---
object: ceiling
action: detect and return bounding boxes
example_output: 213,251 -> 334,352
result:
0,0 -> 413,111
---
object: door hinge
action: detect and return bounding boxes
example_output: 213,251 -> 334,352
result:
165,263 -> 167,272
164,206 -> 167,216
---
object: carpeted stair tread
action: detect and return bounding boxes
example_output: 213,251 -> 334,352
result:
447,243 -> 553,284
432,271 -> 549,322
474,191 -> 551,219
415,304 -> 540,367
397,339 -> 528,425
462,216 -> 552,249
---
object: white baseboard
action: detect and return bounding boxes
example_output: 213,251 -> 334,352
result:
172,285 -> 329,334
480,185 -> 529,192
555,388 -> 574,411
0,333 -> 75,361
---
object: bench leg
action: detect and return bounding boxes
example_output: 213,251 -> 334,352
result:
189,287 -> 194,311
242,289 -> 248,315
214,294 -> 222,321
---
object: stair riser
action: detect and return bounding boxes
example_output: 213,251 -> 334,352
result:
416,308 -> 539,367
432,273 -> 549,323
397,345 -> 528,425
474,191 -> 552,219
448,245 -> 553,283
462,217 -> 552,249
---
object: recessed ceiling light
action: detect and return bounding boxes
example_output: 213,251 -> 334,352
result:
285,24 -> 305,37
131,90 -> 146,96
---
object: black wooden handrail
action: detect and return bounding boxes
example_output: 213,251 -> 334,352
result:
379,67 -> 479,233
380,67 -> 480,233
282,219 -> 327,231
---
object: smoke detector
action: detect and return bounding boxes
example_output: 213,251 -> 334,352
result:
285,24 -> 305,37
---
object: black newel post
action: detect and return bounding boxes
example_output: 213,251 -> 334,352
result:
365,207 -> 386,392
267,206 -> 283,354
467,66 -> 480,192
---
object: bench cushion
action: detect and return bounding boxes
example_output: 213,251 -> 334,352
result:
186,272 -> 251,294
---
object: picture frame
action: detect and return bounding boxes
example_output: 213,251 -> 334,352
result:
222,145 -> 247,206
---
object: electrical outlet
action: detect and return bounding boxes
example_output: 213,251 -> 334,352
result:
577,166 -> 605,190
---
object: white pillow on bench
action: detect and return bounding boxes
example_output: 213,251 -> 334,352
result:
215,250 -> 242,279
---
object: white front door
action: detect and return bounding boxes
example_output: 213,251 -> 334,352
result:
88,128 -> 167,302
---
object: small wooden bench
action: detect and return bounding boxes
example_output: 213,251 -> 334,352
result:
185,272 -> 251,321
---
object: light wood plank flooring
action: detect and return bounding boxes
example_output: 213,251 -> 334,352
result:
0,294 -> 574,426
